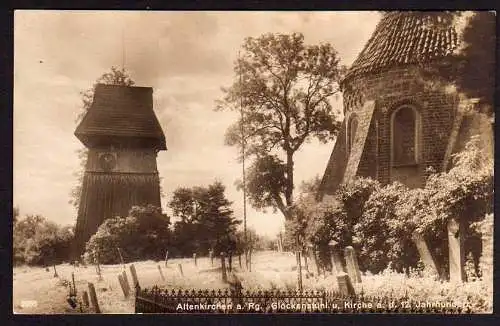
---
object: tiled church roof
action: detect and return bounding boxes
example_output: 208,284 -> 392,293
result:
344,12 -> 460,82
75,84 -> 167,150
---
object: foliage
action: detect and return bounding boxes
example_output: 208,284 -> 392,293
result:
169,182 -> 241,257
355,136 -> 492,274
241,155 -> 287,214
13,214 -> 74,266
234,228 -> 274,253
69,67 -> 135,210
83,205 -> 170,264
355,182 -> 421,273
216,32 -> 344,221
419,11 -> 496,115
289,134 -> 492,275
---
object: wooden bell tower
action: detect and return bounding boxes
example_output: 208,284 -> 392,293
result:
73,84 -> 167,258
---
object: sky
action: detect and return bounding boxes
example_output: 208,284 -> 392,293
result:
14,11 -> 381,238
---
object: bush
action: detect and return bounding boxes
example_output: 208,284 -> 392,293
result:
13,214 -> 74,266
83,205 -> 171,264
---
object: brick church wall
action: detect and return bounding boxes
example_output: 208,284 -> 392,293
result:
343,64 -> 458,187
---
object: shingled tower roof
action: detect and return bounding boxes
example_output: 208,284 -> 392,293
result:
344,12 -> 460,83
75,84 -> 167,150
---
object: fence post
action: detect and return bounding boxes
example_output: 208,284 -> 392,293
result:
178,263 -> 184,277
238,254 -> 242,268
296,251 -> 303,292
53,265 -> 58,278
248,249 -> 252,272
193,253 -> 197,267
344,246 -> 362,283
88,282 -> 101,313
157,265 -> 165,281
209,249 -> 214,267
448,218 -> 466,282
129,264 -> 140,289
336,273 -> 355,297
412,232 -> 439,277
118,274 -> 130,298
220,252 -> 227,282
165,250 -> 169,267
82,290 -> 90,307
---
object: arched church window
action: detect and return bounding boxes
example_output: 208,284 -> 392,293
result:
391,105 -> 419,166
347,115 -> 358,154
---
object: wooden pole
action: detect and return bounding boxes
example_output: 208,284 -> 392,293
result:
117,247 -> 125,269
238,254 -> 242,268
248,249 -> 252,272
209,249 -> 214,267
71,272 -> 76,296
165,250 -> 169,267
193,253 -> 197,267
314,250 -> 321,276
157,265 -> 165,281
53,265 -> 58,278
296,251 -> 303,292
87,282 -> 101,313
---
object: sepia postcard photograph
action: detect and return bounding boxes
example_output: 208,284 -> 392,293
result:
13,10 -> 494,314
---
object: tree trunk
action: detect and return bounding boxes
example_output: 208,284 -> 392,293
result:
285,151 -> 294,210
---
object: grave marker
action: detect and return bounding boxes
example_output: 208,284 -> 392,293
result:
88,282 -> 101,313
448,218 -> 466,282
82,291 -> 90,307
337,273 -> 356,296
129,264 -> 140,289
117,275 -> 129,298
178,264 -> 184,277
344,246 -> 362,283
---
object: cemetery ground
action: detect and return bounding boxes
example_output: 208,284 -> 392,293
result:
13,250 -> 492,314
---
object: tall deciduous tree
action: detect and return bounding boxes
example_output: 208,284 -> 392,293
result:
216,33 -> 344,221
69,67 -> 135,210
417,11 -> 496,115
169,182 -> 240,255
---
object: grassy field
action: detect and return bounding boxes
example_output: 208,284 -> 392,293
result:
13,250 -> 493,314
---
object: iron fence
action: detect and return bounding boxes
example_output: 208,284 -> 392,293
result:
135,286 -> 466,313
